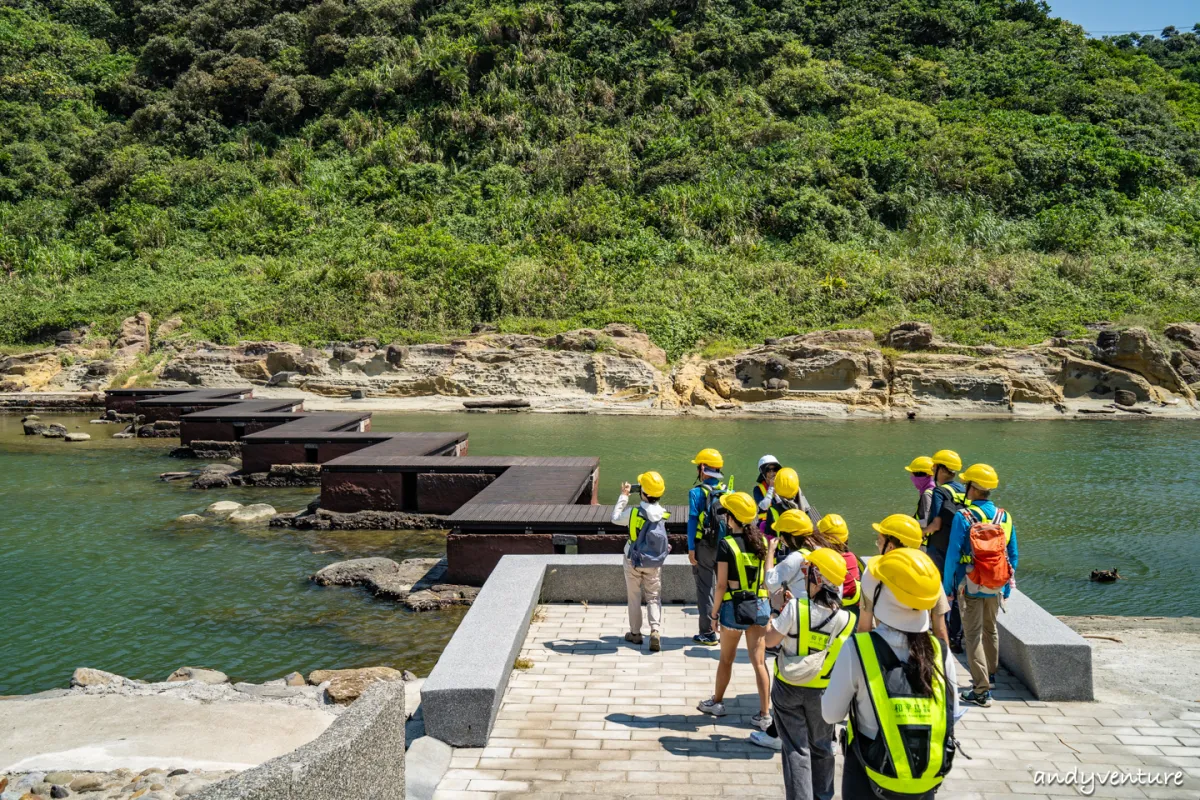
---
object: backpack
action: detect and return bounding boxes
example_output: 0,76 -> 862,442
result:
696,481 -> 731,543
962,506 -> 1012,593
629,506 -> 670,568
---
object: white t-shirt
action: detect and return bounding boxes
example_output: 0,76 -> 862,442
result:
821,621 -> 960,740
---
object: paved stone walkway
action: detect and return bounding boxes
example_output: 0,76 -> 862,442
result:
434,605 -> 1200,799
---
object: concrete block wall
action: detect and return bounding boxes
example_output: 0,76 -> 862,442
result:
191,681 -> 406,800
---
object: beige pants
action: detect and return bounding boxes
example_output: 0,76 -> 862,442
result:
960,592 -> 1001,694
624,559 -> 662,634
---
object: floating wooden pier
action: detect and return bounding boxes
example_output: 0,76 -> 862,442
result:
105,388 -> 690,583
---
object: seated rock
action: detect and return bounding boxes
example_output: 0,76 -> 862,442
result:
71,667 -> 127,687
306,666 -> 404,704
884,322 -> 935,350
167,666 -> 229,684
64,432 -> 91,442
41,423 -> 68,438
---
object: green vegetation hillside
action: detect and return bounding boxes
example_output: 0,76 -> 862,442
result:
1,0 -> 1198,357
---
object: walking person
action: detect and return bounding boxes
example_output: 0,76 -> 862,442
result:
697,492 -> 772,732
943,464 -> 1018,707
816,513 -> 863,619
760,548 -> 857,800
688,448 -> 726,646
921,449 -> 966,651
823,548 -> 960,799
905,455 -> 936,522
858,514 -> 951,647
611,471 -> 670,652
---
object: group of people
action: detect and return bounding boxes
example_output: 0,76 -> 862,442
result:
612,447 -> 1020,800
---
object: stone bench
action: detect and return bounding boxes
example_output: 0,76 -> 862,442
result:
421,554 -> 1093,746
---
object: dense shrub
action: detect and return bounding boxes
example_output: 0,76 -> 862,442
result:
1,0 -> 1199,356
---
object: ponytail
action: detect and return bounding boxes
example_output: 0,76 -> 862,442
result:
741,521 -> 768,562
903,631 -> 940,698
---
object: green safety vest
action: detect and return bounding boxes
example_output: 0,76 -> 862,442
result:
774,597 -> 857,688
847,632 -> 952,796
957,504 -> 1013,565
721,536 -> 768,600
628,506 -> 671,542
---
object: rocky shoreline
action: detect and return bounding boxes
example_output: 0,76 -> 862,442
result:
1,664 -> 420,800
4,315 -> 1200,419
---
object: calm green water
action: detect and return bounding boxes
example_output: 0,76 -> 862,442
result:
3,412 -> 1197,695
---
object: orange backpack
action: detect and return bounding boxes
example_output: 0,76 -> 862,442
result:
962,507 -> 1012,592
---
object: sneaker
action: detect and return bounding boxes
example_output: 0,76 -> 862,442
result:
624,631 -> 643,645
989,673 -> 996,687
693,632 -> 719,646
698,697 -> 727,716
960,689 -> 993,707
649,633 -> 661,652
751,712 -> 773,732
949,639 -> 964,654
749,730 -> 782,751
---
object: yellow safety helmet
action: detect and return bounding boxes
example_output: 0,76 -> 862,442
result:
959,463 -> 999,491
774,467 -> 800,500
904,456 -> 934,474
871,513 -> 924,549
931,449 -> 962,472
806,547 -> 848,588
719,491 -> 758,525
774,508 -> 813,535
691,448 -> 724,469
867,548 -> 942,611
637,471 -> 666,498
817,513 -> 849,543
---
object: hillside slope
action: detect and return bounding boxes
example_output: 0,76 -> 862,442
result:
1,0 -> 1198,356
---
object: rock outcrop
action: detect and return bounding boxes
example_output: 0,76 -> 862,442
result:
310,557 -> 478,611
4,318 -> 1198,417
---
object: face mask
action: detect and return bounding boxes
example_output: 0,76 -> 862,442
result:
911,474 -> 936,494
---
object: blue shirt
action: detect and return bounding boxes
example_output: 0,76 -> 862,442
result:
943,499 -> 1019,598
927,479 -> 965,523
687,477 -> 720,551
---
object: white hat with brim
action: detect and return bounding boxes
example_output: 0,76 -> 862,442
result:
862,571 -> 931,634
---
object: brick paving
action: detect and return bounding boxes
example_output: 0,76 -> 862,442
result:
433,604 -> 1200,800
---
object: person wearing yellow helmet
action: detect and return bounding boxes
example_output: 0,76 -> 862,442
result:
763,509 -> 833,612
755,548 -> 857,795
920,449 -> 967,653
688,448 -> 727,646
757,466 -> 815,553
944,464 -> 1018,708
698,491 -> 773,732
905,455 -> 936,521
823,548 -> 961,800
611,471 -> 670,652
858,514 -> 951,647
817,514 -> 865,619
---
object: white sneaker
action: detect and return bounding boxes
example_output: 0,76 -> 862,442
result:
749,730 -> 782,751
751,712 -> 773,731
697,697 -> 727,716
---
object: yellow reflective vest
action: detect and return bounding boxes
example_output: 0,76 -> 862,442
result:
774,597 -> 857,689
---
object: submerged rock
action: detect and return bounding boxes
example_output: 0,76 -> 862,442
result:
63,432 -> 91,442
41,423 -> 68,438
227,503 -> 276,525
175,514 -> 205,524
204,501 -> 242,518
